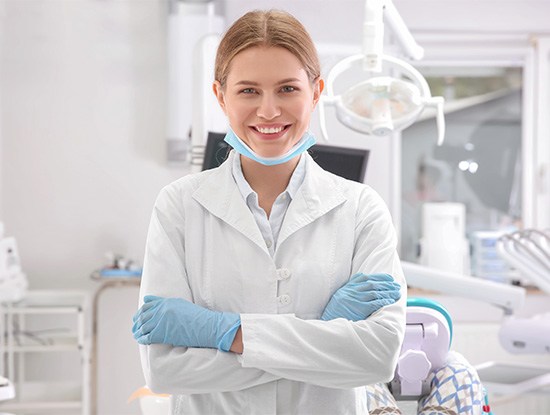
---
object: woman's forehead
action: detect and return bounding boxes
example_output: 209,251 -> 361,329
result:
226,46 -> 309,85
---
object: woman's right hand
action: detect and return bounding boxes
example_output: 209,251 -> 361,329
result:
132,295 -> 241,351
320,273 -> 401,321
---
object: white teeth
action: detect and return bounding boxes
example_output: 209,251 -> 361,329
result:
256,126 -> 284,134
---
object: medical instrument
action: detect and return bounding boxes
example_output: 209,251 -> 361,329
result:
498,314 -> 550,354
90,252 -> 142,279
0,223 -> 28,304
321,272 -> 401,321
471,231 -> 515,284
223,129 -> 316,166
0,376 -> 15,402
495,229 -> 550,355
133,295 -> 241,352
319,0 -> 445,144
167,0 -> 224,165
496,229 -> 550,293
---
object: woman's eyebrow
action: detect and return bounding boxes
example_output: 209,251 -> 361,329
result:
234,78 -> 302,86
235,80 -> 259,86
276,78 -> 301,85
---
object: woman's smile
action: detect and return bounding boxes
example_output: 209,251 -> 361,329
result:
214,45 -> 322,159
249,124 -> 292,141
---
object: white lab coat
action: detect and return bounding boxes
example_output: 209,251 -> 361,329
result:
138,151 -> 406,415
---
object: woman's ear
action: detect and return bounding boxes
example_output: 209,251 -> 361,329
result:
312,78 -> 325,108
212,81 -> 227,114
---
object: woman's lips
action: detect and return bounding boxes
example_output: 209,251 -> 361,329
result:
250,124 -> 290,140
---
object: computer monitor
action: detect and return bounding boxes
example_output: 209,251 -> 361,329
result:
202,131 -> 369,183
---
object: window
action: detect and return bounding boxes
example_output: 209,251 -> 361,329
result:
400,66 -> 523,264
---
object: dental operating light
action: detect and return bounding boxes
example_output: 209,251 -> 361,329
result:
320,0 -> 445,145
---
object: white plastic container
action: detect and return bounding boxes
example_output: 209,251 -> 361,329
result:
128,386 -> 170,415
140,395 -> 170,415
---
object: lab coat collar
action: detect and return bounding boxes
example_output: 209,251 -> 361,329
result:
192,152 -> 269,254
192,151 -> 347,254
276,153 -> 347,247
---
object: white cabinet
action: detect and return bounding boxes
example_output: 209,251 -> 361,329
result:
0,290 -> 91,415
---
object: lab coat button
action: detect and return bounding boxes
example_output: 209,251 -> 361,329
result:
278,294 -> 292,305
276,268 -> 291,280
266,240 -> 273,248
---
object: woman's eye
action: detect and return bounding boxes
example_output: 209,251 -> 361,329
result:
241,88 -> 256,94
281,86 -> 296,93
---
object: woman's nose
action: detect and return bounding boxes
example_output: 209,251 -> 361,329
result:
256,94 -> 281,120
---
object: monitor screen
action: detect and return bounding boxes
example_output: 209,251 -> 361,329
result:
202,131 -> 369,183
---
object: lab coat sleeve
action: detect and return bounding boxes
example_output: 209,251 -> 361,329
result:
138,185 -> 280,395
239,186 -> 407,389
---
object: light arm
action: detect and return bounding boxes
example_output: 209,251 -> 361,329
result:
382,0 -> 424,60
401,261 -> 526,314
363,0 -> 385,71
363,0 -> 424,72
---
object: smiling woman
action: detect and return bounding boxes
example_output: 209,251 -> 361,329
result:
133,9 -> 406,415
213,46 -> 322,161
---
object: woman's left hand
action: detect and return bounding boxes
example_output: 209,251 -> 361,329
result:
131,295 -> 241,351
321,273 -> 401,321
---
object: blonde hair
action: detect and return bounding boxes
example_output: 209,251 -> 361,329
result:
215,10 -> 321,87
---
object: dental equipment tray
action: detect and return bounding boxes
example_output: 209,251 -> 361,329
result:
476,361 -> 550,395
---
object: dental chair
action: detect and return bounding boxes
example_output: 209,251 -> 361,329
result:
386,298 -> 492,415
390,261 -> 528,415
390,298 -> 453,400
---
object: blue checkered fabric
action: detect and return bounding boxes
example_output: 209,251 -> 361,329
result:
366,352 -> 483,415
366,382 -> 400,409
418,361 -> 483,415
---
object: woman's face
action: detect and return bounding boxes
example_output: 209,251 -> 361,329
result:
213,46 -> 323,159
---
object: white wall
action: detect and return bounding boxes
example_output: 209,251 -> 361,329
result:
224,0 -> 550,43
0,0 -> 5,219
0,0 -> 184,291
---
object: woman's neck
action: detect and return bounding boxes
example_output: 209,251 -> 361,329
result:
240,155 -> 301,216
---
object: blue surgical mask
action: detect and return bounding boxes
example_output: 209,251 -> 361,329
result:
223,128 -> 316,166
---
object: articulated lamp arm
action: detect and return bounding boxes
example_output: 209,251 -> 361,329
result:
402,261 -> 526,315
363,0 -> 424,72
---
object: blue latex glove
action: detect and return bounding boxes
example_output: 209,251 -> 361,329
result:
321,273 -> 401,321
132,295 -> 241,352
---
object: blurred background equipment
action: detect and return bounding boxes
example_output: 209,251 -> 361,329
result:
319,0 -> 445,144
0,223 -> 28,304
418,203 -> 470,274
